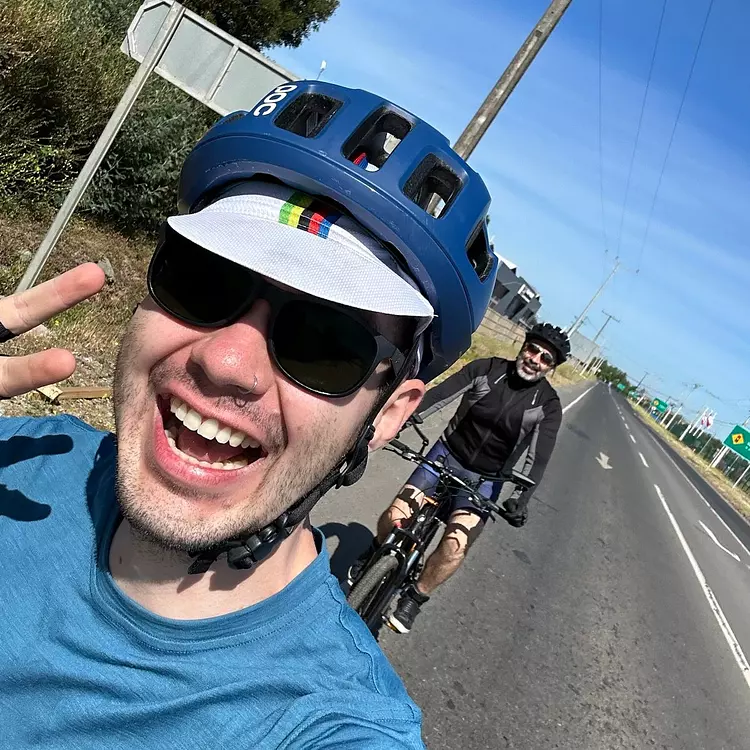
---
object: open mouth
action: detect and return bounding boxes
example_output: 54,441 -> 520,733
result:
157,395 -> 267,471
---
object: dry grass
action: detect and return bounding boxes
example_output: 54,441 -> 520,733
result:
0,215 -> 589,431
630,403 -> 750,521
0,212 -> 153,431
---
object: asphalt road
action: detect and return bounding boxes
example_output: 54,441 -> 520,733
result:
313,382 -> 750,749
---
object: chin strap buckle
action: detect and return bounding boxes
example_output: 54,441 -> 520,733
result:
188,513 -> 293,575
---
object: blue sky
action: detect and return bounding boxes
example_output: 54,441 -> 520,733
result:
269,0 -> 750,432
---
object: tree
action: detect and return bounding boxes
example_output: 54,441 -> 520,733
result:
90,0 -> 339,50
597,360 -> 630,390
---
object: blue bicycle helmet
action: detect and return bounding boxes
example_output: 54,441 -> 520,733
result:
177,80 -> 497,383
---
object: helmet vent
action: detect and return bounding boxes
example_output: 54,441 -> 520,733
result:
466,222 -> 494,282
403,154 -> 462,219
343,108 -> 412,172
274,93 -> 342,138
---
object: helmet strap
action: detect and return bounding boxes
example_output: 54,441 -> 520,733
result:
188,340 -> 420,575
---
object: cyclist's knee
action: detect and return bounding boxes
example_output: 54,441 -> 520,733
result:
437,528 -> 470,564
389,484 -> 424,519
440,514 -> 484,561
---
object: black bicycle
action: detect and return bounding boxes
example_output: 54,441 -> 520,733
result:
347,418 -> 535,633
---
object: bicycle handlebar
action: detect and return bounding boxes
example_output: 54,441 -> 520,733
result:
384,436 -> 534,519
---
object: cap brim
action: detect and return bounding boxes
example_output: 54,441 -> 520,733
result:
167,213 -> 434,319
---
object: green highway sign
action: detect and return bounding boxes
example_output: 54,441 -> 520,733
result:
723,424 -> 750,460
617,383 -> 626,391
652,398 -> 668,413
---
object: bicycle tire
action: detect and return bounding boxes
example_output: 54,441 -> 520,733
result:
347,554 -> 399,612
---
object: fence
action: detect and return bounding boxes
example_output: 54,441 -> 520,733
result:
477,309 -> 528,345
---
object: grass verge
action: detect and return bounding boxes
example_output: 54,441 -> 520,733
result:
630,402 -> 750,521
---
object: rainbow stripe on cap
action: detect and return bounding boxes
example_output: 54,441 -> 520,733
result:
278,191 -> 341,239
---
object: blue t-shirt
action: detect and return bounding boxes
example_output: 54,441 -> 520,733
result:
0,415 -> 423,749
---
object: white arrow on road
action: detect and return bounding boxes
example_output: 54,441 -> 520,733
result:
596,452 -> 612,470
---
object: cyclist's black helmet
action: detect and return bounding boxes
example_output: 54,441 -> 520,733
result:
525,323 -> 570,365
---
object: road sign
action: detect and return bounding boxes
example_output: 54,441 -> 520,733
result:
122,0 -> 297,115
652,398 -> 668,413
723,425 -> 750,460
617,383 -> 625,391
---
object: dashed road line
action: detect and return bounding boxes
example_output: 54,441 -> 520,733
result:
654,483 -> 750,690
639,452 -> 649,468
629,434 -> 637,444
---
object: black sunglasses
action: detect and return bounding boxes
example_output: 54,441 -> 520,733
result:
147,226 -> 406,398
523,341 -> 556,368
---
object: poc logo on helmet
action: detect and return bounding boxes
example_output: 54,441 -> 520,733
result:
253,84 -> 298,117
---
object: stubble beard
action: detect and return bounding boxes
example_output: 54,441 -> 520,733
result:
112,324 -> 362,556
515,353 -> 546,383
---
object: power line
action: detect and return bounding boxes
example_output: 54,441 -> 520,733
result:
633,0 -> 716,275
596,0 -> 609,257
613,0 -> 668,259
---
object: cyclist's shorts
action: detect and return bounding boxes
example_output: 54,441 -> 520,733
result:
404,438 -> 503,522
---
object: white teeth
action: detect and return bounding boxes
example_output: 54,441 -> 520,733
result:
183,409 -> 203,431
229,429 -> 246,448
215,426 -> 232,444
197,418 -> 219,440
166,397 -> 261,455
163,428 -> 252,471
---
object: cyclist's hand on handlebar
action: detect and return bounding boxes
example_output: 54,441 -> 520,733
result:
501,498 -> 528,528
0,264 -> 106,399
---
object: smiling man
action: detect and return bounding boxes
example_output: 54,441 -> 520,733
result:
0,81 -> 499,749
356,323 -> 570,634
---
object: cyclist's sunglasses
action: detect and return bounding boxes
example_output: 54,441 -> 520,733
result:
147,226 -> 406,398
523,341 -> 556,368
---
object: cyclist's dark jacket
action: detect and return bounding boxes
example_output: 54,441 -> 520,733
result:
416,357 -> 562,506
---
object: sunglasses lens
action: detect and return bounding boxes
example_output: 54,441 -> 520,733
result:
149,228 -> 255,326
525,342 -> 555,367
273,300 -> 378,395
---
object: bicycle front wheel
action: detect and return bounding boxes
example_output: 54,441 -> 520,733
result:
347,554 -> 399,612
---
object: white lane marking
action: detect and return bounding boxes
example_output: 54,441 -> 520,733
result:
562,385 -> 595,414
654,484 -> 750,690
645,431 -> 750,561
699,521 -> 741,563
639,452 -> 649,468
625,422 -> 631,431
629,434 -> 637,444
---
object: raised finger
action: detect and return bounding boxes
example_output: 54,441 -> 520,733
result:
0,349 -> 77,399
0,263 -> 106,336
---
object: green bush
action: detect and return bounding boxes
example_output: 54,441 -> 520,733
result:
0,0 -> 338,232
0,0 -> 218,230
0,0 -> 126,206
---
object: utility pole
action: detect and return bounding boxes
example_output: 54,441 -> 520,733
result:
591,311 -> 620,344
565,260 -> 620,336
453,0 -> 574,160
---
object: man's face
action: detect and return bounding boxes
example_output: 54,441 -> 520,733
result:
113,292 -> 413,555
515,340 -> 557,383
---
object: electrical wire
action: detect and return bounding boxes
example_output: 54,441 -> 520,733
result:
614,0 -> 668,260
633,0 -> 716,275
597,0 -> 610,261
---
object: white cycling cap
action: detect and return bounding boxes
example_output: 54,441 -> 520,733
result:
167,180 -> 434,321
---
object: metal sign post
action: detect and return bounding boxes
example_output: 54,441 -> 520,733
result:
15,3 -> 186,293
